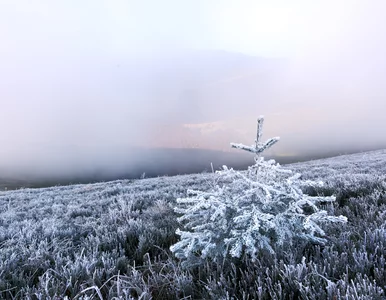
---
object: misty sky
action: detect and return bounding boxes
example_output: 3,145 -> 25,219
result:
0,0 -> 386,177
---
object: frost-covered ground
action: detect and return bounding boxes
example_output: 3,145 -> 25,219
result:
289,149 -> 386,178
0,149 -> 386,299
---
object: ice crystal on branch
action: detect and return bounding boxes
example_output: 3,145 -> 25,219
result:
170,115 -> 347,266
230,116 -> 280,157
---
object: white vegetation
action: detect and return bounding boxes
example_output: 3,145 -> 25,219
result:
0,141 -> 385,298
230,115 -> 280,154
170,116 -> 348,264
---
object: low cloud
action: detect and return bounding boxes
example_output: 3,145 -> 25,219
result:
0,1 -> 385,182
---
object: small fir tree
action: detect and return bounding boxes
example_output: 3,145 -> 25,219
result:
170,116 -> 347,266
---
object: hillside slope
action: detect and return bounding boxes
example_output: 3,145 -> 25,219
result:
0,149 -> 385,298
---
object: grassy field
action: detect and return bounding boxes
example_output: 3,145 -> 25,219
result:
0,150 -> 386,299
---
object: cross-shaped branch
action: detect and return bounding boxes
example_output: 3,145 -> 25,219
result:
230,115 -> 280,156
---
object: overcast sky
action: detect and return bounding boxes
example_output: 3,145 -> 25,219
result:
1,0 -> 377,57
0,0 -> 385,178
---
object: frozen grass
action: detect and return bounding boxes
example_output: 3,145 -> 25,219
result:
0,150 -> 386,299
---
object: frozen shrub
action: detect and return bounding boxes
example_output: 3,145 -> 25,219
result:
171,116 -> 347,265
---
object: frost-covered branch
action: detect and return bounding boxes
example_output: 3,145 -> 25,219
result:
230,116 -> 280,156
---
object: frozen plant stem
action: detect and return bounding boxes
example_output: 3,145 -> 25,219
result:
230,115 -> 280,158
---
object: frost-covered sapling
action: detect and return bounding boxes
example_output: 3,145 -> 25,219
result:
170,116 -> 347,266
